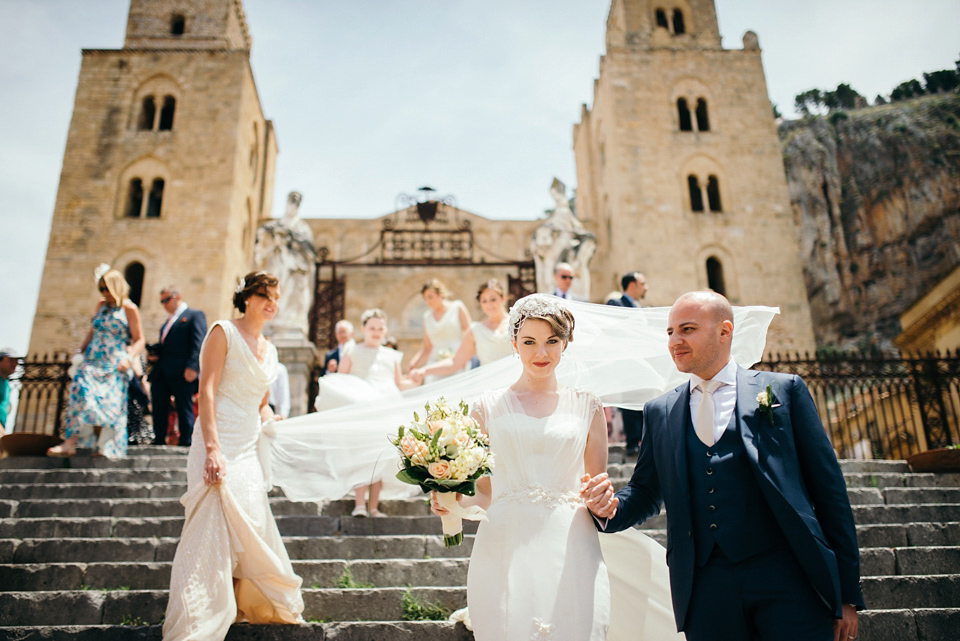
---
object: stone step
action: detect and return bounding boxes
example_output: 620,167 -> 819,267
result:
862,575 -> 960,609
0,621 -> 475,641
0,468 -> 187,484
0,587 -> 468,625
0,455 -> 187,470
7,497 -> 323,518
8,545 -> 959,592
856,522 -> 960,548
0,558 -> 472,591
0,535 -> 479,564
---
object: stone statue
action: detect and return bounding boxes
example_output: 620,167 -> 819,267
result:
531,178 -> 597,299
254,191 -> 316,340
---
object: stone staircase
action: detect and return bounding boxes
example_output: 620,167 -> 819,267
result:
1,446 -> 958,640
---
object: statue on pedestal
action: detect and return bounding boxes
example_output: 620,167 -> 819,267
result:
531,178 -> 597,299
254,191 -> 316,341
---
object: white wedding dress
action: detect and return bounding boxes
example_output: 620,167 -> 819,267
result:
423,300 -> 468,382
468,387 -> 683,641
163,321 -> 303,641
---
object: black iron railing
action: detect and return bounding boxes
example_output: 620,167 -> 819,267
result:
9,353 -> 73,437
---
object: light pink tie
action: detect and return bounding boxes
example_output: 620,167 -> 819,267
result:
160,316 -> 175,343
695,379 -> 724,446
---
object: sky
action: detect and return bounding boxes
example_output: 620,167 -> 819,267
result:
1,0 -> 958,354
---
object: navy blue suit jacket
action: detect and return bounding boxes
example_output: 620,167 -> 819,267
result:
604,368 -> 864,628
155,308 -> 206,379
605,294 -> 636,308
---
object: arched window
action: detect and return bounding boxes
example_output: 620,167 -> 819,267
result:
688,175 -> 704,212
706,257 -> 726,296
655,9 -> 669,30
158,96 -> 175,130
146,179 -> 165,218
707,175 -> 722,212
124,262 -> 145,306
138,96 -> 156,130
677,98 -> 693,131
696,98 -> 710,131
171,14 -> 186,36
672,9 -> 686,35
125,179 -> 144,217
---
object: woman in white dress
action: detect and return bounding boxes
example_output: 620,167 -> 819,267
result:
412,278 -> 512,381
406,279 -> 471,383
163,272 -> 303,641
318,308 -> 421,517
431,295 -> 684,641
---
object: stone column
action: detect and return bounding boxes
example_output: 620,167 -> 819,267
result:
274,340 -> 318,418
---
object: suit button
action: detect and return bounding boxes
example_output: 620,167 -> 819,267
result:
706,468 -> 714,475
708,505 -> 716,512
706,451 -> 713,457
710,524 -> 718,530
688,531 -> 692,537
707,487 -> 715,494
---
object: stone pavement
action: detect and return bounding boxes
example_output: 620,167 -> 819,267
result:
0,445 -> 958,640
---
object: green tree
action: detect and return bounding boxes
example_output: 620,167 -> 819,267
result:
891,78 -> 925,102
923,69 -> 959,94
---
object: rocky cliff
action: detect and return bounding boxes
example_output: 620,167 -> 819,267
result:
779,93 -> 960,351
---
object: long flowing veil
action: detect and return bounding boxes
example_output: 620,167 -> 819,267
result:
269,300 -> 778,503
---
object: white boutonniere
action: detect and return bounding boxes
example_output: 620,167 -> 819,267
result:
756,383 -> 780,425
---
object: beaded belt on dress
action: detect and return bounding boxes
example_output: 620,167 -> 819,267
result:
496,484 -> 582,508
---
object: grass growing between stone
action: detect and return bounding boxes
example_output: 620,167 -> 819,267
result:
336,565 -> 374,589
401,586 -> 449,621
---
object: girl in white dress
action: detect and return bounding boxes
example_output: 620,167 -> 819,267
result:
407,279 -> 471,383
431,295 -> 684,641
315,308 -> 421,517
412,278 -> 512,381
163,272 -> 303,641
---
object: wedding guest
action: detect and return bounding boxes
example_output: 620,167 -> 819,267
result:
0,347 -> 23,436
163,271 -> 303,641
412,278 -> 511,380
269,361 -> 291,419
323,319 -> 355,375
407,279 -> 471,383
583,291 -> 864,641
316,308 -> 421,517
149,285 -> 206,446
430,294 -> 678,640
48,266 -> 144,458
552,262 -> 583,301
606,271 -> 648,455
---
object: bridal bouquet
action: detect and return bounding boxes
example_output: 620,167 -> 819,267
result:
393,396 -> 494,546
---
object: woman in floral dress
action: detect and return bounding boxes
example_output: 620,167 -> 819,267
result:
47,267 -> 144,458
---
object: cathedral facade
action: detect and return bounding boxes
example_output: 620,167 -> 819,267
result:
29,0 -> 276,355
574,0 -> 816,352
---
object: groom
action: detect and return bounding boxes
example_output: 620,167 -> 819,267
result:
582,291 -> 864,641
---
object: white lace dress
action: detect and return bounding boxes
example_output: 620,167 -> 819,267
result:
163,321 -> 303,641
471,318 -> 512,365
424,300 -> 467,383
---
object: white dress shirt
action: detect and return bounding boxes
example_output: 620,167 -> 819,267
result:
160,301 -> 188,342
553,289 -> 571,300
689,358 -> 738,444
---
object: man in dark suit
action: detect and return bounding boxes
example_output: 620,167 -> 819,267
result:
582,291 -> 863,641
149,286 -> 206,446
606,271 -> 647,308
606,271 -> 648,455
323,319 -> 355,374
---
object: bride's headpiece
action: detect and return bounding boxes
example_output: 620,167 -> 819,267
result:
508,294 -> 574,341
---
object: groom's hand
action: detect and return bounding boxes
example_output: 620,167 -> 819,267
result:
581,473 -> 618,519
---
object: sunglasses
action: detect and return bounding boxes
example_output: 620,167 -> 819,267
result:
98,286 -> 109,293
160,297 -> 173,304
558,274 -> 574,280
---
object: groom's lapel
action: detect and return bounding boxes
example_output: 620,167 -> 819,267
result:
668,383 -> 692,499
737,367 -> 764,472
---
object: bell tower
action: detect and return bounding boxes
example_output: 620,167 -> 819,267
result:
574,0 -> 815,352
29,0 -> 277,355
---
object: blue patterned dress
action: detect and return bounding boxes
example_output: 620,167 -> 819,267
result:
63,303 -> 131,457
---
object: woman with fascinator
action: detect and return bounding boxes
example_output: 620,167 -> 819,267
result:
48,264 -> 144,458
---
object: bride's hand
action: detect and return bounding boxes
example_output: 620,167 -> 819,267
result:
203,449 -> 227,485
429,490 -> 461,515
581,473 -> 618,518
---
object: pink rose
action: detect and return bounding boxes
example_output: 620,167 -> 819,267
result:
427,420 -> 447,435
428,460 -> 451,479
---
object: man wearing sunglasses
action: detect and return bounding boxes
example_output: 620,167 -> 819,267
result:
149,286 -> 207,446
552,262 -> 585,301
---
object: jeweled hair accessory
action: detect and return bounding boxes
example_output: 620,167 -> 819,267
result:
234,277 -> 246,295
508,294 -> 567,340
93,263 -> 110,282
